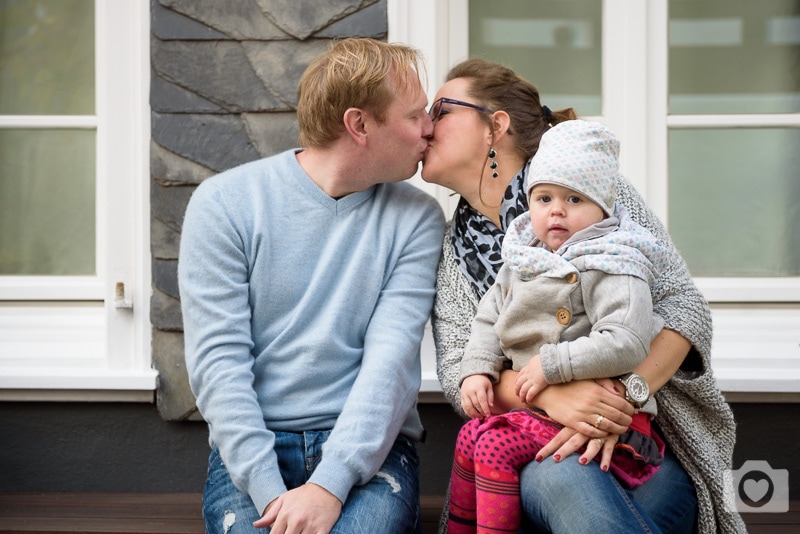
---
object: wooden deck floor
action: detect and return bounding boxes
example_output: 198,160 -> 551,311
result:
0,492 -> 797,533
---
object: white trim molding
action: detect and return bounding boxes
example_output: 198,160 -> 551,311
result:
697,278 -> 800,303
709,305 -> 800,393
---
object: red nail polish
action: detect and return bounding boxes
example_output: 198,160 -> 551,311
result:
579,458 -> 587,465
602,465 -> 609,472
554,454 -> 561,462
535,455 -> 543,462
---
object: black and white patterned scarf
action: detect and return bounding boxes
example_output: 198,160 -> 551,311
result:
450,162 -> 530,298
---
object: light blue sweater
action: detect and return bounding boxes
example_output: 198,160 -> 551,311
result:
179,149 -> 445,514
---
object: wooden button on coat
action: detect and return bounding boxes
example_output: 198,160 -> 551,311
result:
566,272 -> 578,284
555,307 -> 571,325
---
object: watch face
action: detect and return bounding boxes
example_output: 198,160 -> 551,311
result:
627,375 -> 649,402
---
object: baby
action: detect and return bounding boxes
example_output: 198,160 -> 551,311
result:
449,120 -> 669,534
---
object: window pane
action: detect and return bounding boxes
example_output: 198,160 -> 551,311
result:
0,0 -> 95,115
669,0 -> 800,114
668,128 -> 800,276
0,129 -> 95,275
469,0 -> 602,115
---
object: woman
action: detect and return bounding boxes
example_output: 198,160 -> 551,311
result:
421,58 -> 745,533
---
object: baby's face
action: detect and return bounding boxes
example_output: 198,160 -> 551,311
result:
528,183 -> 605,251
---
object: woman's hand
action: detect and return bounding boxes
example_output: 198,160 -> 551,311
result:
536,426 -> 619,471
534,377 -> 633,436
493,372 -> 633,434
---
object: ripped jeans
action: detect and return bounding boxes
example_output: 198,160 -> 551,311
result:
202,430 -> 422,534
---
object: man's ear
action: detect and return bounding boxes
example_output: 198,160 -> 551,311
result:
343,107 -> 368,146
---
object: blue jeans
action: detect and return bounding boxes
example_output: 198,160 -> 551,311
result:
519,448 -> 697,533
203,430 -> 422,533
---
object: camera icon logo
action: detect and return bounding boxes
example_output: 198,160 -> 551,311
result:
727,460 -> 789,513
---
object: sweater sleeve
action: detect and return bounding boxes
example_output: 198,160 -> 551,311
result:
431,225 -> 479,418
179,179 -> 288,513
616,177 -> 712,362
461,275 -> 508,383
616,178 -> 745,533
539,271 -> 664,383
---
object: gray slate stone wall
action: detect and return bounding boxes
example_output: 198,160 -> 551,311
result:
150,0 -> 387,420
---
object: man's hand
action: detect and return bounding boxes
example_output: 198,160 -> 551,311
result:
253,483 -> 342,533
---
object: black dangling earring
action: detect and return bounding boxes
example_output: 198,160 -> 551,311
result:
488,148 -> 498,178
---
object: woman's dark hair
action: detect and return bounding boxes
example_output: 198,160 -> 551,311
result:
446,58 -> 578,159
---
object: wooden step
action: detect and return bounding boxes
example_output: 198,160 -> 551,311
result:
0,492 -> 203,533
0,493 -> 446,534
2,492 -> 796,533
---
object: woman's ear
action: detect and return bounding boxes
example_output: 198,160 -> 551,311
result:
343,107 -> 368,146
491,110 -> 512,140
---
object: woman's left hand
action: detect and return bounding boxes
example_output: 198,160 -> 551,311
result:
536,427 -> 619,472
578,432 -> 618,472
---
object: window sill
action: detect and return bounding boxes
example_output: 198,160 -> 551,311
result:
0,369 -> 158,402
418,306 -> 800,396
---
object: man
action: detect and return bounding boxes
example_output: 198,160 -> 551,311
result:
179,38 -> 444,533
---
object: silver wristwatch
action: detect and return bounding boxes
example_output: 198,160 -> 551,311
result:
619,373 -> 650,409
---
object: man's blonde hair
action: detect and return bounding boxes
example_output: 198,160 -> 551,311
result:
297,38 -> 426,148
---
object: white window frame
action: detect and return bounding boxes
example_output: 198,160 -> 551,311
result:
0,0 -> 154,401
393,0 -> 800,397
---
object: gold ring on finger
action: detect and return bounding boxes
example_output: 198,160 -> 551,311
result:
594,415 -> 604,428
593,438 -> 605,445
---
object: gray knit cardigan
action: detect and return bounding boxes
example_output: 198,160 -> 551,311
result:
432,176 -> 746,533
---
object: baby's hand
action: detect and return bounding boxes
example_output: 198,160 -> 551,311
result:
515,355 -> 547,404
460,375 -> 494,418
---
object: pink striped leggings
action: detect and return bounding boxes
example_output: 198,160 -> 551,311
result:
447,411 -> 560,534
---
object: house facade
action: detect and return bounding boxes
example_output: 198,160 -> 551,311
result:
1,0 -> 798,506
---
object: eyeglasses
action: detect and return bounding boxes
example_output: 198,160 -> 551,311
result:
428,97 -> 493,123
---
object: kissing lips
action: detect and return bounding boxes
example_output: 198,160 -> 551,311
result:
421,143 -> 432,162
